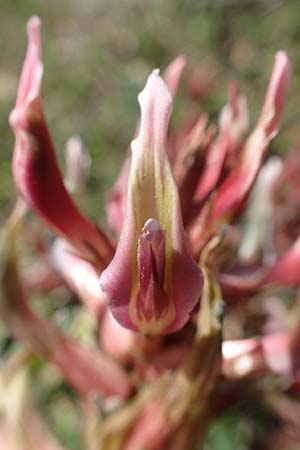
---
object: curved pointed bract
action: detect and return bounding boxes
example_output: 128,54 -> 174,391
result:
100,70 -> 202,335
9,17 -> 113,267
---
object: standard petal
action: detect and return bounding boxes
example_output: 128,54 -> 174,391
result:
106,56 -> 187,236
101,70 -> 202,335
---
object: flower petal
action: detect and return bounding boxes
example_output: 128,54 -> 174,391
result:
223,330 -> 300,379
238,156 -> 282,263
193,82 -> 248,206
101,70 -> 202,335
9,17 -> 113,267
211,51 -> 290,222
263,237 -> 300,286
0,201 -> 131,399
64,135 -> 91,203
161,55 -> 187,97
106,56 -> 187,236
50,239 -> 107,319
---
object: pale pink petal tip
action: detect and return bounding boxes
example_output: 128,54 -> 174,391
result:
132,69 -> 172,154
27,15 -> 41,38
258,50 -> 291,136
10,16 -> 43,123
137,69 -> 172,112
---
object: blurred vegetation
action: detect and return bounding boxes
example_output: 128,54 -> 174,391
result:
1,0 -> 300,449
1,0 -> 300,222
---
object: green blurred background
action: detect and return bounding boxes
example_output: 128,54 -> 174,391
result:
1,0 -> 300,223
1,1 -> 300,448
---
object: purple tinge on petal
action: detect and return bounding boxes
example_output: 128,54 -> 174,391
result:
136,219 -> 168,323
9,17 -> 113,267
100,70 -> 203,335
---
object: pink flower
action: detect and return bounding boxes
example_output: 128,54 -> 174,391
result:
100,70 -> 203,335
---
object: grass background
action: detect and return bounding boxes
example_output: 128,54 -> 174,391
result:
1,0 -> 300,448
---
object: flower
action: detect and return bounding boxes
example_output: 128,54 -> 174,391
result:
8,16 -> 291,340
5,14 -> 300,450
100,70 -> 203,335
